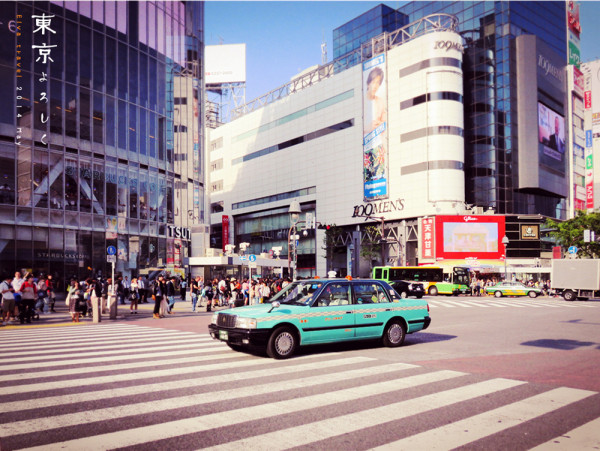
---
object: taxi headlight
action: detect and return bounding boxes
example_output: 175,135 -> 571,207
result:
211,312 -> 218,324
235,317 -> 257,329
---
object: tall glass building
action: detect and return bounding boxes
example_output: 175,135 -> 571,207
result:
334,1 -> 568,218
0,1 -> 205,287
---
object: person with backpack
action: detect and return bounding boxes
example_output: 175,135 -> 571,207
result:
204,283 -> 214,312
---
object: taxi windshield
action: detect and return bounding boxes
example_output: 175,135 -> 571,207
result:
269,281 -> 323,305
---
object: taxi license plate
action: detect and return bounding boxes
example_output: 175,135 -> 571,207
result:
219,330 -> 228,341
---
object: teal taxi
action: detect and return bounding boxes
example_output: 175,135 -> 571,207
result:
208,278 -> 431,359
484,281 -> 542,298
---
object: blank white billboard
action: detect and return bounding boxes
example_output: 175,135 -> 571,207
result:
205,44 -> 246,84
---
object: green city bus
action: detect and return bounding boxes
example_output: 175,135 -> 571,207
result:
372,266 -> 471,296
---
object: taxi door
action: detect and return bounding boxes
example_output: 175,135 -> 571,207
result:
352,281 -> 391,338
301,282 -> 355,344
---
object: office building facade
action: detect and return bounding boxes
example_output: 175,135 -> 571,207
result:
0,1 -> 206,286
208,2 -> 569,277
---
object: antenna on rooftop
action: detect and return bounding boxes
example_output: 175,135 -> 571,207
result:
321,29 -> 327,65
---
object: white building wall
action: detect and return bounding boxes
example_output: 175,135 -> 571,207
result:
207,29 -> 464,275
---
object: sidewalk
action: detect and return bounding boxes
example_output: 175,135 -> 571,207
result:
0,296 -> 230,330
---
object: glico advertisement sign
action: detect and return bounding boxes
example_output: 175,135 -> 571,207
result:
435,215 -> 506,260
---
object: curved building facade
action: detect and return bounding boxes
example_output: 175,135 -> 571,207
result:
207,16 -> 464,277
0,1 -> 205,285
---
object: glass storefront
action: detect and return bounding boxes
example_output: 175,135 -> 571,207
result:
0,1 -> 205,286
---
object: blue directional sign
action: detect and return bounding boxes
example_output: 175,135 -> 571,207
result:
107,245 -> 117,256
239,255 -> 247,261
248,254 -> 257,262
568,246 -> 578,254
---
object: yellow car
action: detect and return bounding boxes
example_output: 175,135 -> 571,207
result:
485,281 -> 542,298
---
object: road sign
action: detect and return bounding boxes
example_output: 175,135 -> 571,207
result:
248,262 -> 257,269
107,255 -> 116,263
568,246 -> 578,254
107,245 -> 117,256
248,254 -> 257,262
240,255 -> 247,261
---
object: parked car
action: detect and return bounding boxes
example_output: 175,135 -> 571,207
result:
208,278 -> 431,359
390,280 -> 425,298
484,281 -> 542,298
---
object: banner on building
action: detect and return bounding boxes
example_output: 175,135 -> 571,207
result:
222,215 -> 230,251
362,54 -> 389,201
419,217 -> 436,262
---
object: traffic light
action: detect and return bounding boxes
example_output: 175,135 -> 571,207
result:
317,224 -> 331,230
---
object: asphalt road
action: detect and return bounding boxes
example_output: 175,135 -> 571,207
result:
0,295 -> 599,450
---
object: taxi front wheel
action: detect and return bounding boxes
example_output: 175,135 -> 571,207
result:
382,320 -> 406,347
494,291 -> 503,298
267,326 -> 297,359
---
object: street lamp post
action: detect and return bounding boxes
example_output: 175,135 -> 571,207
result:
502,235 -> 509,280
288,200 -> 301,280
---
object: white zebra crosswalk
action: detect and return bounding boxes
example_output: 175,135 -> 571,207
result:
0,323 -> 598,450
427,297 -> 598,308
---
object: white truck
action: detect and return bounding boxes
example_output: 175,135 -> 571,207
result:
551,259 -> 600,301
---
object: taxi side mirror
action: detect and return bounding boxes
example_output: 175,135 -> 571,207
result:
268,301 -> 280,313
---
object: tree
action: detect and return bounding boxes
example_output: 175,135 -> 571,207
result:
321,224 -> 345,272
544,211 -> 600,258
360,225 -> 382,264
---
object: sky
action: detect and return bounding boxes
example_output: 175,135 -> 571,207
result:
205,1 -> 600,104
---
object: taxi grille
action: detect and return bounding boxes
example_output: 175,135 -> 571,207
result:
217,313 -> 237,328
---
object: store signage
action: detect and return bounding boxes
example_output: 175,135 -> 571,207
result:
167,225 -> 191,240
585,91 -> 591,109
434,40 -> 464,53
587,130 -> 593,148
520,225 -> 539,240
352,198 -> 405,218
421,217 -> 435,259
538,54 -> 564,83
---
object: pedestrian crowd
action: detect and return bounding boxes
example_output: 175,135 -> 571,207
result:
1,270 -> 294,326
1,271 -> 58,325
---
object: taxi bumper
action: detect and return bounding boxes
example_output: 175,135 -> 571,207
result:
208,324 -> 271,347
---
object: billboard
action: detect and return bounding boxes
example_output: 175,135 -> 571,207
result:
435,215 -> 506,260
538,102 -> 566,175
362,54 -> 388,201
205,44 -> 246,84
568,1 -> 581,38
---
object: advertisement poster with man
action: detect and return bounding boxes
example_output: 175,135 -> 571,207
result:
537,102 -> 566,176
363,54 -> 388,201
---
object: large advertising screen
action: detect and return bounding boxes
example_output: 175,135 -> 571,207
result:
205,44 -> 247,84
538,102 -> 566,175
435,215 -> 505,260
362,54 -> 388,201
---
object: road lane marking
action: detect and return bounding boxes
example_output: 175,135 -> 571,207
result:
0,356 -> 376,414
0,362 -> 421,437
19,369 -> 471,450
373,387 -> 596,450
203,378 -> 526,451
530,417 -> 600,450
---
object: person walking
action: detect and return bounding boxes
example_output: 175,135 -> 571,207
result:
20,274 -> 37,323
152,276 -> 166,319
46,274 -> 56,312
179,277 -> 187,301
189,276 -> 199,312
36,276 -> 49,314
204,282 -> 214,312
117,276 -> 125,305
138,276 -> 147,303
129,277 -> 139,314
166,277 -> 177,314
67,280 -> 83,323
1,273 -> 15,326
